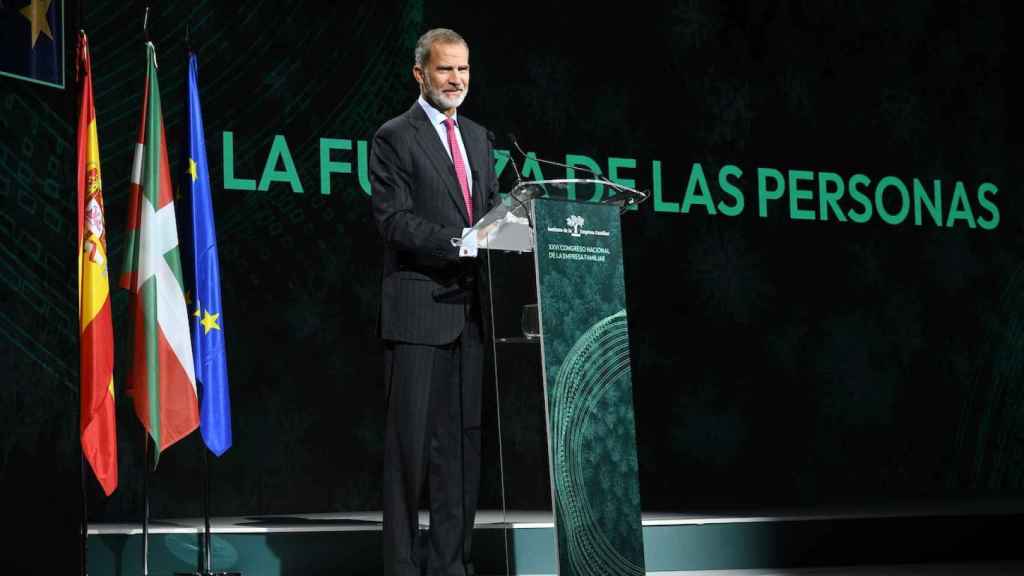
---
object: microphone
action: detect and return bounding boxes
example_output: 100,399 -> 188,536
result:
509,133 -> 605,181
504,133 -> 524,185
501,133 -> 536,226
508,135 -> 649,210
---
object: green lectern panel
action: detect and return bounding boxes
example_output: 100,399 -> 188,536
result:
532,198 -> 645,576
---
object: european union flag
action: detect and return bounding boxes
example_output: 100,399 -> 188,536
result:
187,51 -> 232,456
0,0 -> 64,88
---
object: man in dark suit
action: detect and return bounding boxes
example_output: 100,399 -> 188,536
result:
370,28 -> 501,576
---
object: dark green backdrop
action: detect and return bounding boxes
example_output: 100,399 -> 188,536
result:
1,1 -> 1021,556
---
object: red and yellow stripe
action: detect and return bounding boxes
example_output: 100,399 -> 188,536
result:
77,32 -> 117,496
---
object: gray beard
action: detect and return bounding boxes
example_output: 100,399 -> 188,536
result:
423,78 -> 467,111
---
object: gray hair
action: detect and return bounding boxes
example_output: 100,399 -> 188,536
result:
414,28 -> 467,68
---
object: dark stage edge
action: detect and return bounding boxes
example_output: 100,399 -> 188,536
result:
86,504 -> 1024,575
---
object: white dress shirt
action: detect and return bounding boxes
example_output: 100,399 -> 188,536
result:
417,95 -> 473,194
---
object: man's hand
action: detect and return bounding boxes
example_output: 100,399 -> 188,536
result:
475,221 -> 500,244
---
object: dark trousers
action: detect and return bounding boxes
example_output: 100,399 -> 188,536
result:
383,319 -> 483,576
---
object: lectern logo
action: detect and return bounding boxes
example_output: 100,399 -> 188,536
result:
566,215 -> 585,237
546,214 -> 611,239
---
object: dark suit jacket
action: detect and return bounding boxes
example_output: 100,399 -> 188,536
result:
371,102 -> 501,345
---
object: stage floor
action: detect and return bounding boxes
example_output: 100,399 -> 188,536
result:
665,564 -> 1024,575
87,499 -> 1024,533
86,505 -> 1024,575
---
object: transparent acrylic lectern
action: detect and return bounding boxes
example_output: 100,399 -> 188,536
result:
471,179 -> 648,576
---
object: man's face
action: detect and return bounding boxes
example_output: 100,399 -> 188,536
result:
414,42 -> 470,115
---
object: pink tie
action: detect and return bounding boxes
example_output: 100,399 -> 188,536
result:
443,117 -> 473,221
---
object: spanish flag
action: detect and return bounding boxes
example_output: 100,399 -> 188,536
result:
77,31 -> 117,495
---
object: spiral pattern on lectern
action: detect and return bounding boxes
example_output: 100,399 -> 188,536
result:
550,309 -> 644,576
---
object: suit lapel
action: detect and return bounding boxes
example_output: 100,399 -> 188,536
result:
407,105 -> 471,226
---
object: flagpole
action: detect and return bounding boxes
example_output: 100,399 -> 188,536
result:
74,21 -> 86,575
175,447 -> 239,576
81,453 -> 88,576
191,27 -> 217,573
139,11 -> 152,573
173,26 -> 240,576
74,20 -> 89,576
139,12 -> 150,575
203,448 -> 211,573
186,35 -> 216,575
143,433 -> 150,576
76,26 -> 87,574
140,11 -> 150,571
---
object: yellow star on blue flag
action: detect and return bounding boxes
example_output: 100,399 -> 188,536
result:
1,0 -> 65,88
200,310 -> 220,334
20,0 -> 54,47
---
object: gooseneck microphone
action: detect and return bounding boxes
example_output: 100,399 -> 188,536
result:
501,132 -> 524,186
501,134 -> 532,222
506,134 -> 650,209
508,133 -> 606,181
